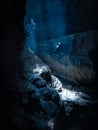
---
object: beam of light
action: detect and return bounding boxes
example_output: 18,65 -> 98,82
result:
45,0 -> 65,39
24,0 -> 66,41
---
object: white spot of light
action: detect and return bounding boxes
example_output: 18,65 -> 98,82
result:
60,88 -> 81,102
33,64 -> 50,75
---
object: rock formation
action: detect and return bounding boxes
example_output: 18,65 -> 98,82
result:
0,0 -> 98,130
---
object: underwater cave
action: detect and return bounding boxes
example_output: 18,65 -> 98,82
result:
0,0 -> 98,130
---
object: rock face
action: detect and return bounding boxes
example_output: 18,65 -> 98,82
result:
0,0 -> 26,87
37,31 -> 97,85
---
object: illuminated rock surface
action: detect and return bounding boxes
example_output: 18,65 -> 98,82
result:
16,47 -> 96,130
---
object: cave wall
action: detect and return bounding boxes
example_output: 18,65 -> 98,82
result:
0,0 -> 26,83
64,0 -> 98,34
0,0 -> 26,129
0,0 -> 25,26
24,0 -> 98,41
